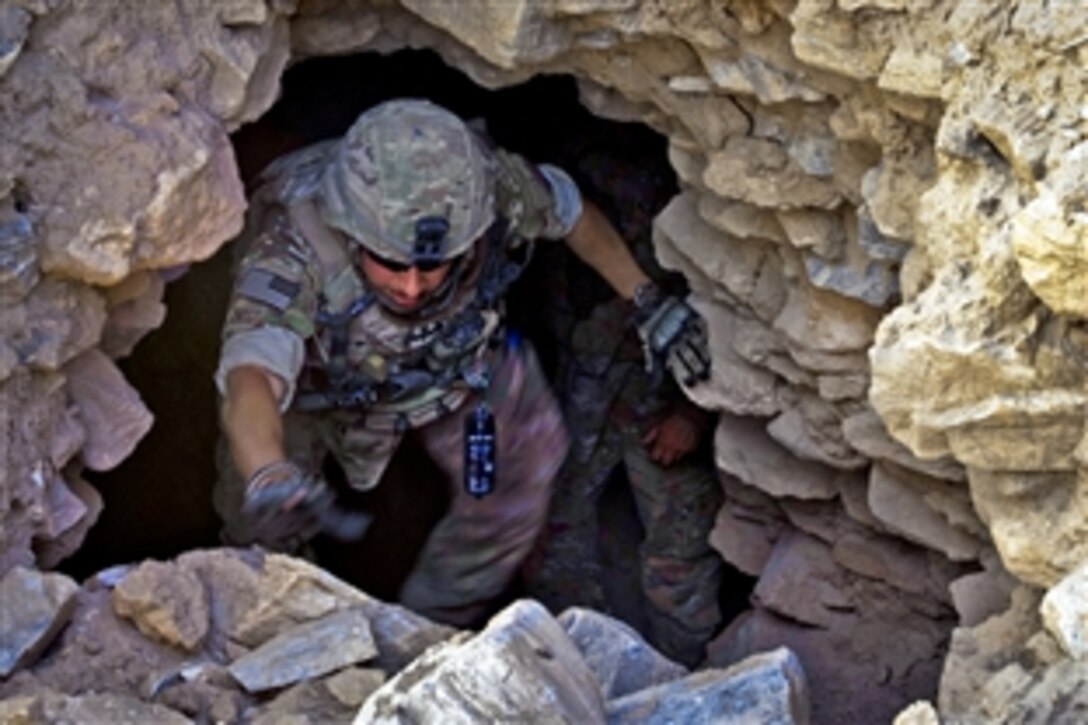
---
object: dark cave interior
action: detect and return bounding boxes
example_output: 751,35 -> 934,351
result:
59,48 -> 755,639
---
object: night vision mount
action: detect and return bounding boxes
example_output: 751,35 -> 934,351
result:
412,215 -> 450,266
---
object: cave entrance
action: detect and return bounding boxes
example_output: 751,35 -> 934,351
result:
60,48 -> 754,642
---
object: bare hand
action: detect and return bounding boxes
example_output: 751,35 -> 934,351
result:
641,413 -> 700,467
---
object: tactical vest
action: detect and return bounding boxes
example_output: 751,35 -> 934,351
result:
249,141 -> 529,431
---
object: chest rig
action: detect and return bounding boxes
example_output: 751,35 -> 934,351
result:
286,196 -> 531,429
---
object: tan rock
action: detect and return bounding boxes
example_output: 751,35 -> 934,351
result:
250,667 -> 386,725
969,469 -> 1088,588
715,413 -> 839,500
789,0 -> 895,80
710,473 -> 788,576
778,498 -> 960,605
970,92 -> 1052,190
939,585 -> 1045,719
666,142 -> 707,188
832,470 -> 882,530
731,316 -> 816,387
784,340 -> 870,374
290,1 -> 383,57
1010,142 -> 1088,318
2,4 -> 259,285
842,407 -> 965,483
949,551 -> 1018,628
113,560 -> 210,652
228,608 -> 378,693
100,271 -> 167,359
355,600 -> 606,723
655,191 -> 787,320
63,349 -> 153,472
174,550 -> 365,647
878,44 -> 942,99
1040,560 -> 1088,659
816,371 -> 869,402
861,146 -> 935,242
870,261 -> 1083,468
697,49 -> 826,104
705,137 -> 842,210
868,462 -> 983,562
773,273 -> 882,353
170,550 -> 453,673
325,667 -> 386,707
767,396 -> 867,471
667,93 -> 756,152
400,0 -> 570,69
12,280 -> 106,371
697,196 -> 787,244
754,531 -> 854,628
775,208 -> 847,259
34,472 -> 104,569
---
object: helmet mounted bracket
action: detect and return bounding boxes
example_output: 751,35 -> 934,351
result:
413,216 -> 450,266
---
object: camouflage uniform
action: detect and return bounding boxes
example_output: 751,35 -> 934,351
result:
525,256 -> 723,667
213,101 -> 576,624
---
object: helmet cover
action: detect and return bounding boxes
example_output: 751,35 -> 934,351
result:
320,99 -> 496,264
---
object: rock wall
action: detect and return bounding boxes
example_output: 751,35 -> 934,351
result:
1,0 -> 1085,721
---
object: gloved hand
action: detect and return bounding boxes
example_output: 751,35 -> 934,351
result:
242,461 -> 371,550
632,283 -> 712,387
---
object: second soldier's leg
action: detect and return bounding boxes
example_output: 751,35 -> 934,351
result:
400,344 -> 569,627
623,426 -> 724,666
522,429 -> 620,615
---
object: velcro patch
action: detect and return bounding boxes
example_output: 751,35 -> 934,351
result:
237,268 -> 301,311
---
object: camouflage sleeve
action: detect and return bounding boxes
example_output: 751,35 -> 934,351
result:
493,150 -> 582,241
215,217 -> 322,410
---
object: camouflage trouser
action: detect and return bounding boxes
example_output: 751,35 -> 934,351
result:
214,344 -> 568,626
526,420 -> 723,666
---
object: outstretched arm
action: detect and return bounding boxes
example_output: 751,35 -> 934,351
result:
221,365 -> 288,480
220,364 -> 370,544
563,198 -> 711,388
562,200 -> 650,300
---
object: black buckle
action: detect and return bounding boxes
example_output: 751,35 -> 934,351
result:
413,216 -> 450,267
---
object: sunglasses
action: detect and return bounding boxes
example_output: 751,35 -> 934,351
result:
363,250 -> 450,273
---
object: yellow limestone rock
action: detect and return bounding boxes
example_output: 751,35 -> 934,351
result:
1040,559 -> 1088,659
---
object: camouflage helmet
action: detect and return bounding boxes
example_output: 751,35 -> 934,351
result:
320,99 -> 496,265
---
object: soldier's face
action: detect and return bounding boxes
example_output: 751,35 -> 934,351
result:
359,250 -> 454,313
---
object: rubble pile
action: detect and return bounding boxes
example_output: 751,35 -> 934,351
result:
0,551 -> 809,724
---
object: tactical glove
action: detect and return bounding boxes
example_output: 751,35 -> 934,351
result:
242,461 -> 371,550
633,283 -> 712,388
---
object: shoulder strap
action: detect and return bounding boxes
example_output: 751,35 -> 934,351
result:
287,198 -> 350,282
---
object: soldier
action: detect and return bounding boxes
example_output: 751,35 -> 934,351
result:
213,99 -> 710,627
522,147 -> 723,666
